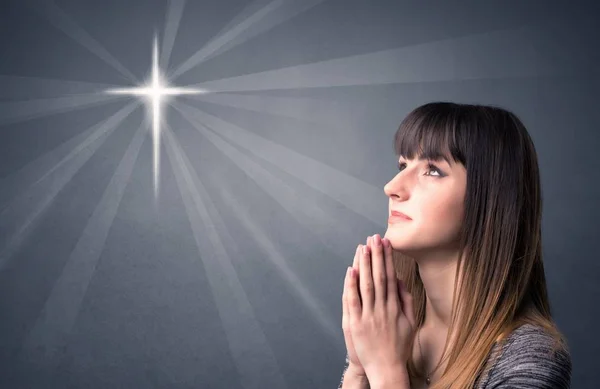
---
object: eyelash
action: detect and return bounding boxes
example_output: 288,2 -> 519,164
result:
397,162 -> 443,177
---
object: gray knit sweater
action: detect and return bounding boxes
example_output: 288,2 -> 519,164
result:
337,324 -> 572,388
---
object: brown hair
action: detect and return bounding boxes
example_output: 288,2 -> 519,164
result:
391,102 -> 569,388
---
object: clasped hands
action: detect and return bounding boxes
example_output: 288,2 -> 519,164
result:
342,234 -> 416,388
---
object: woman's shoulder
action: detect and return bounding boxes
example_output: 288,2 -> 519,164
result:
479,323 -> 572,388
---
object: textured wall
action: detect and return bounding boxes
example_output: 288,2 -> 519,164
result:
0,0 -> 598,388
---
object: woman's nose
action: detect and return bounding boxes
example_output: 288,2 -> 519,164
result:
384,175 -> 409,199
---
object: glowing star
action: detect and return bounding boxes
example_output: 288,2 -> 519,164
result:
105,36 -> 206,199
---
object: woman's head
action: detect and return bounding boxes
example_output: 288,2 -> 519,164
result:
384,101 -> 536,262
382,132 -> 467,260
386,102 -> 566,388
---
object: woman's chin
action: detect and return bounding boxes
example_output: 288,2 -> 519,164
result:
384,232 -> 423,255
384,229 -> 410,246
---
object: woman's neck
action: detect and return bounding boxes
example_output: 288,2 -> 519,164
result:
416,252 -> 460,330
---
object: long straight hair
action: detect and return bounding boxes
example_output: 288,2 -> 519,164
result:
391,102 -> 568,389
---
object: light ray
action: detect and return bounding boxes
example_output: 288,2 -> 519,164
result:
0,102 -> 139,213
152,40 -> 161,202
216,182 -> 342,343
160,0 -> 187,69
24,0 -> 138,83
0,103 -> 138,271
163,126 -> 288,389
172,106 -> 341,340
171,0 -> 283,79
189,26 -> 558,92
187,92 -> 354,127
18,119 -> 146,371
173,101 -> 385,228
209,0 -> 275,36
0,93 -> 128,127
105,36 -> 206,200
172,102 -> 381,268
0,75 -> 120,100
170,0 -> 326,80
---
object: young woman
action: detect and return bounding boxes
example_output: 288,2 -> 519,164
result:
339,102 -> 572,389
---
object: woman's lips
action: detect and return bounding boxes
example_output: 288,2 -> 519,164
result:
388,211 -> 412,223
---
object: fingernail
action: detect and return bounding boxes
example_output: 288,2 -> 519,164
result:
374,234 -> 381,246
382,238 -> 389,248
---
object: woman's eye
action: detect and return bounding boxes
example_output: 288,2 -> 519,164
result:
397,162 -> 443,177
425,164 -> 442,176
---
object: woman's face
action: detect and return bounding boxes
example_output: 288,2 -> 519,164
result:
383,155 -> 467,257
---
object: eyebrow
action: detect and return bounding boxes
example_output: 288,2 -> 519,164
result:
399,155 -> 453,166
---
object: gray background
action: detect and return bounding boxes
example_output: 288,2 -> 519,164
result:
0,0 -> 598,388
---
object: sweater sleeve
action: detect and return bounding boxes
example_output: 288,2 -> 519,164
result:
484,326 -> 572,389
337,353 -> 350,389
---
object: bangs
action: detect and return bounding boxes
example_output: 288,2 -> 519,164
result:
393,103 -> 466,166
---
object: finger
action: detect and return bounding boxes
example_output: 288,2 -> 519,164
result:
359,244 -> 374,313
342,267 -> 349,327
352,245 -> 362,303
353,237 -> 369,272
352,244 -> 361,274
370,234 -> 387,304
384,238 -> 399,306
347,267 -> 362,319
398,280 -> 416,329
